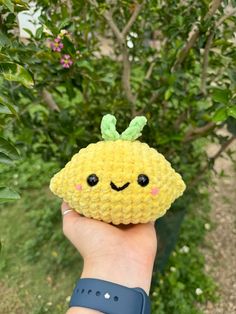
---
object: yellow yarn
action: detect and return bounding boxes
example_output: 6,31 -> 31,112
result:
50,140 -> 186,225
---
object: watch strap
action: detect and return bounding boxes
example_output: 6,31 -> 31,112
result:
69,278 -> 151,314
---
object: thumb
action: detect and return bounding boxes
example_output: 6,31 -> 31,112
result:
61,201 -> 87,239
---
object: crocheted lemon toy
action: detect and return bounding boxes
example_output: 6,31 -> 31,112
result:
50,114 -> 186,224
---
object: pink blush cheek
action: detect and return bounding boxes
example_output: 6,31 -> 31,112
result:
151,187 -> 159,196
75,184 -> 83,191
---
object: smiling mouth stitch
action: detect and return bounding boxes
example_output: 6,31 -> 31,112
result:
110,181 -> 130,192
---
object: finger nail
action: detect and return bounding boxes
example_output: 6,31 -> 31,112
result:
61,201 -> 70,212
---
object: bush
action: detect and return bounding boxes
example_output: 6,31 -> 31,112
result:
1,1 -> 236,312
0,1 -> 235,170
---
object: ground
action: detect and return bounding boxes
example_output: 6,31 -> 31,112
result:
202,139 -> 236,314
0,190 -> 83,314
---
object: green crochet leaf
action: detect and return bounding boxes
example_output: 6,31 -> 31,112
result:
101,114 -> 120,141
120,116 -> 147,141
100,114 -> 147,141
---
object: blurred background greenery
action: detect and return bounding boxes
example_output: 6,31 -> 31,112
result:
0,0 -> 236,313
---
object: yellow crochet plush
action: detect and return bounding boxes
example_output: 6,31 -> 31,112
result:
50,114 -> 186,224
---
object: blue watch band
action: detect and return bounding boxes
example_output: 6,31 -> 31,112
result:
69,278 -> 151,314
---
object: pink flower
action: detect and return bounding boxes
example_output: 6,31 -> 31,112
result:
60,54 -> 73,68
51,37 -> 64,52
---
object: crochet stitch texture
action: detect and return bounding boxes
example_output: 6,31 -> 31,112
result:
50,115 -> 186,224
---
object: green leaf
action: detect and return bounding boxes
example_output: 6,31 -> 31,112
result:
212,88 -> 231,105
0,104 -> 12,114
0,187 -> 20,203
13,0 -> 29,10
0,96 -> 19,118
22,28 -> 34,38
35,26 -> 43,39
5,103 -> 19,118
226,117 -> 236,135
28,104 -> 49,118
228,70 -> 236,84
0,152 -> 14,165
0,137 -> 20,160
132,66 -> 145,84
58,18 -> 71,29
212,107 -> 228,122
0,32 -> 11,47
227,106 -> 236,119
0,63 -> 34,88
1,0 -> 14,12
76,60 -> 94,72
164,88 -> 173,101
100,73 -> 115,86
0,53 -> 11,62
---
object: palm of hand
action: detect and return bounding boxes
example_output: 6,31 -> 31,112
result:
61,202 -> 157,265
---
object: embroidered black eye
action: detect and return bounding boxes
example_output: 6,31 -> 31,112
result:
87,174 -> 99,186
137,174 -> 149,187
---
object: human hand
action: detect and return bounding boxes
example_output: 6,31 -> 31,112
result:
61,201 -> 157,313
61,201 -> 157,292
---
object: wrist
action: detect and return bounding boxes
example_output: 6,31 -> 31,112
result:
81,254 -> 154,295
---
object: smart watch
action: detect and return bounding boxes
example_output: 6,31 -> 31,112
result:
69,278 -> 151,314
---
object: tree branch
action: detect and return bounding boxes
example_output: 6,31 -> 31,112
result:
89,0 -> 123,43
189,134 -> 236,188
172,27 -> 199,71
42,89 -> 60,112
89,0 -> 145,116
172,0 -> 222,71
145,61 -> 156,80
211,135 -> 236,160
216,7 -> 236,27
121,2 -> 144,38
200,31 -> 215,95
65,0 -> 73,17
122,46 -> 137,114
103,10 -> 124,44
88,0 -> 99,7
206,0 -> 222,19
183,121 -> 216,142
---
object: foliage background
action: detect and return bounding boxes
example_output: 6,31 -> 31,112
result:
0,0 -> 236,313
